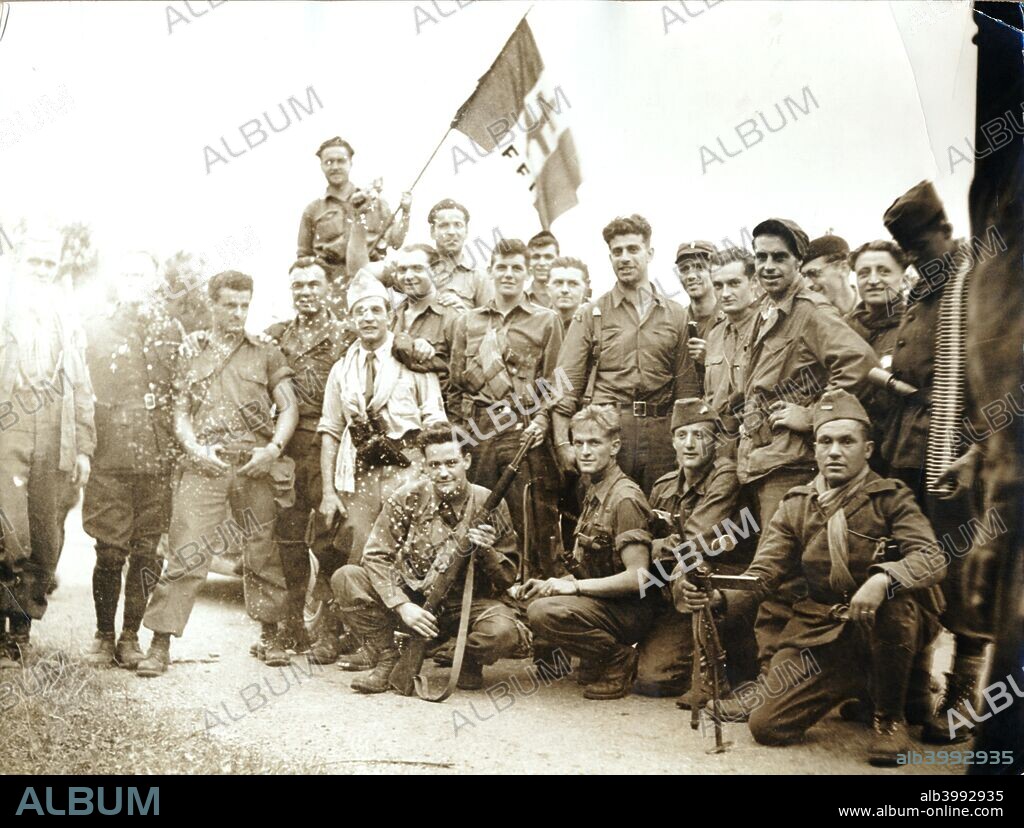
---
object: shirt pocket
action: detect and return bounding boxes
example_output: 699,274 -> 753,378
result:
599,321 -> 630,372
387,374 -> 422,423
313,207 -> 348,247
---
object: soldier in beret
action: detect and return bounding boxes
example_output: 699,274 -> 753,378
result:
880,180 -> 988,744
679,390 -> 946,765
801,234 -> 857,316
526,405 -> 655,700
634,398 -> 759,703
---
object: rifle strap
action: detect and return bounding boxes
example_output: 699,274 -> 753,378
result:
581,305 -> 602,407
415,552 -> 475,703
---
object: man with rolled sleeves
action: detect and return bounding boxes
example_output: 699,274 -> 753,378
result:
553,215 -> 700,495
526,405 -> 655,700
264,258 -> 352,661
635,399 -> 759,701
449,239 -> 562,580
332,423 -> 524,693
801,234 -> 857,316
82,251 -> 181,669
881,181 -> 988,744
137,270 -> 299,677
427,199 -> 493,313
679,390 -> 946,765
0,228 -> 95,668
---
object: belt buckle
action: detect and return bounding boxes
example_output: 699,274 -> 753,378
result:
144,393 -> 157,411
633,401 -> 647,417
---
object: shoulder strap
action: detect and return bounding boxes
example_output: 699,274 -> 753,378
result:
582,304 -> 603,407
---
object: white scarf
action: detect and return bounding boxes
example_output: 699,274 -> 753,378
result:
334,333 -> 402,494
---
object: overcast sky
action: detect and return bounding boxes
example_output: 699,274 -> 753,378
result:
0,0 -> 977,327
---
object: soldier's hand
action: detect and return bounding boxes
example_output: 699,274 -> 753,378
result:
399,191 -> 413,211
522,577 -> 576,600
935,449 -> 979,501
179,330 -> 208,359
191,443 -> 230,475
676,577 -> 714,612
319,491 -> 345,525
523,421 -> 546,449
411,337 -> 436,362
555,443 -> 577,474
687,337 -> 707,365
767,401 -> 812,433
72,453 -> 91,488
238,445 -> 278,478
397,602 -> 439,639
466,524 -> 498,550
848,573 -> 889,626
436,292 -> 462,310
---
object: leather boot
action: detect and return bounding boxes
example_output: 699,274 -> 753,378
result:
350,632 -> 400,694
868,715 -> 910,766
338,645 -> 378,672
456,658 -> 484,691
583,646 -> 639,700
115,631 -> 146,670
85,631 -> 117,667
921,657 -> 986,744
260,624 -> 290,668
136,633 -> 171,678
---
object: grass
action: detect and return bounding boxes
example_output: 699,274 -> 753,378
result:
0,646 -> 321,775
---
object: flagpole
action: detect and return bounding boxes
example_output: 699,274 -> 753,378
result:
368,4 -> 535,251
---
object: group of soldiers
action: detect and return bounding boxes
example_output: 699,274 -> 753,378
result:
0,132 -> 1001,767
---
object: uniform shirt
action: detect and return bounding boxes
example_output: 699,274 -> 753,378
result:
434,252 -> 493,312
648,456 -> 754,574
736,470 -> 945,649
526,282 -> 554,309
738,281 -> 878,484
392,296 -> 454,381
449,296 -> 562,431
693,304 -> 723,340
361,479 -> 519,608
265,310 -> 352,432
296,182 -> 394,267
178,334 -> 293,448
84,304 -> 181,474
571,464 -> 653,579
704,306 -> 757,416
555,283 -> 699,416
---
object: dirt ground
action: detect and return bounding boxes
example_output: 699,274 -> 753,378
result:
10,505 -> 962,776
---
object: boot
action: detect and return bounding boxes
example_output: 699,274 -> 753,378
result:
279,617 -> 311,654
583,646 -> 639,700
905,645 -> 937,726
576,658 -> 602,686
921,661 -> 985,744
868,715 -> 909,766
115,631 -> 145,670
456,658 -> 484,691
703,694 -> 750,722
0,630 -> 18,671
84,631 -> 117,667
136,633 -> 171,678
350,633 -> 400,694
260,624 -> 290,668
308,633 -> 341,665
338,645 -> 378,672
838,697 -> 872,723
7,618 -> 30,666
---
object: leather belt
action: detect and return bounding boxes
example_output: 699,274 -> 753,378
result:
616,401 -> 672,418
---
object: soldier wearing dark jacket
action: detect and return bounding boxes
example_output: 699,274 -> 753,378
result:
680,390 -> 946,766
82,252 -> 181,669
634,399 -> 759,701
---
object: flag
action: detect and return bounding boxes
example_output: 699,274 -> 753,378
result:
451,18 -> 581,229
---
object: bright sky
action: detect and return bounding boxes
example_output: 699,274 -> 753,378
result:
0,0 -> 977,328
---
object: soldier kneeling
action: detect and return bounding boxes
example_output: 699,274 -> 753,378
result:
679,390 -> 946,765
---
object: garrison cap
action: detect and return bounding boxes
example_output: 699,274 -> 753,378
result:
803,234 -> 849,265
752,218 -> 809,260
675,240 -> 717,264
671,398 -> 718,432
883,181 -> 947,246
812,389 -> 871,433
346,268 -> 390,312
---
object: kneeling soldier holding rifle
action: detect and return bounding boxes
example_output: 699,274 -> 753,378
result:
679,390 -> 946,765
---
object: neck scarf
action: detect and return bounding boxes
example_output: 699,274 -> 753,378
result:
813,465 -> 871,594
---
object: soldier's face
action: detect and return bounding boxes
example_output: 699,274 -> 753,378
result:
425,441 -> 471,501
549,266 -> 587,316
854,251 -> 905,311
675,257 -> 713,300
753,235 -> 802,300
572,422 -> 620,476
320,146 -> 352,187
673,423 -> 716,471
351,297 -> 389,348
290,265 -> 328,316
900,224 -> 953,269
430,209 -> 468,256
814,419 -> 873,486
489,253 -> 528,300
607,233 -> 651,288
528,244 -> 558,284
801,256 -> 851,307
394,249 -> 434,299
711,263 -> 756,316
19,236 -> 62,284
212,288 -> 251,334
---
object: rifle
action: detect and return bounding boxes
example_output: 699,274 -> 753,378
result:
389,435 -> 533,701
690,565 -> 732,754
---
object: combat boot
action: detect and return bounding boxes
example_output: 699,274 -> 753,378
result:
456,658 -> 484,691
279,618 -> 311,654
115,631 -> 145,670
921,662 -> 984,744
703,695 -> 750,722
338,645 -> 378,672
136,634 -> 171,678
868,715 -> 910,766
260,624 -> 290,668
350,633 -> 400,694
85,632 -> 117,666
576,658 -> 602,686
583,646 -> 639,700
